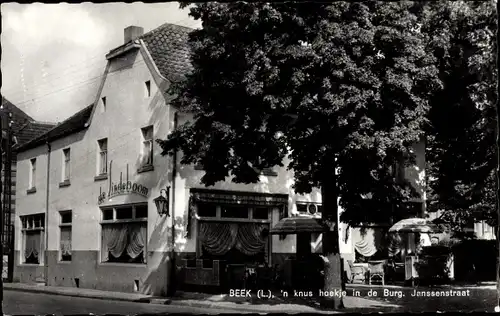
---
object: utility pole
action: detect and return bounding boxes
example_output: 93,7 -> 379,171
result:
0,105 -> 5,316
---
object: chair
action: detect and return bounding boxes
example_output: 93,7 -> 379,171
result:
368,260 -> 386,286
347,260 -> 367,284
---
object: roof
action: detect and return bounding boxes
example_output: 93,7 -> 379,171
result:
1,97 -> 34,122
1,97 -> 56,148
16,104 -> 94,152
140,23 -> 193,82
15,121 -> 57,146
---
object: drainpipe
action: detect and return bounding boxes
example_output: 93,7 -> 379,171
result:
167,111 -> 178,297
45,138 -> 51,286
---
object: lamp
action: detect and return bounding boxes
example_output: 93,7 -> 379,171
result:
154,187 -> 170,217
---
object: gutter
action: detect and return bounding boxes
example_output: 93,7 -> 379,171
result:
167,111 -> 179,296
44,137 -> 51,286
172,112 -> 178,248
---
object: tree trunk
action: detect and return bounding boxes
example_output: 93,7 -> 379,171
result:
496,1 -> 500,309
320,175 -> 344,309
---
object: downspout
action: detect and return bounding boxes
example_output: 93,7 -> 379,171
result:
167,111 -> 178,296
45,137 -> 51,286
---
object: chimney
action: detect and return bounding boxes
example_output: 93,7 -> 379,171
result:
124,26 -> 144,43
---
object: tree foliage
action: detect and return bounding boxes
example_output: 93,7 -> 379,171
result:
423,1 -> 497,231
158,2 -> 442,226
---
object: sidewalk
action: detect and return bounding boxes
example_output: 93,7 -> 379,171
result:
4,283 -> 400,313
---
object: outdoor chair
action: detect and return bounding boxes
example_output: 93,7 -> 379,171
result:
368,260 -> 386,286
347,260 -> 367,284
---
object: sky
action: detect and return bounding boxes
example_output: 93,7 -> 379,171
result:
1,3 -> 202,123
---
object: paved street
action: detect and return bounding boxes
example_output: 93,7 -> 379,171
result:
4,290 -> 248,315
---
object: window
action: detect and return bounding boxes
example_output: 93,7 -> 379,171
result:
59,211 -> 72,262
296,203 -> 308,214
221,206 -> 249,219
116,207 -> 133,220
20,213 -> 45,264
144,81 -> 151,98
29,158 -> 36,189
100,204 -> 148,264
135,205 -> 148,219
101,97 -> 107,112
62,148 -> 71,181
197,204 -> 217,217
260,168 -> 278,176
102,209 -> 113,221
141,126 -> 153,167
98,138 -> 108,175
252,207 -> 269,220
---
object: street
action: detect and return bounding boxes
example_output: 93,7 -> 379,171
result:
344,285 -> 496,312
3,290 -> 249,315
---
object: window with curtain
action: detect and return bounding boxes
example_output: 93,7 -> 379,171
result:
100,204 -> 148,264
60,211 -> 72,261
98,138 -> 108,175
62,148 -> 71,181
197,221 -> 269,264
20,213 -> 45,264
141,126 -> 153,166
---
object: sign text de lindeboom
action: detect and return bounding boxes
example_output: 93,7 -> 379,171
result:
98,181 -> 149,204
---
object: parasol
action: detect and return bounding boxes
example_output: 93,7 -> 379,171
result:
389,217 -> 444,233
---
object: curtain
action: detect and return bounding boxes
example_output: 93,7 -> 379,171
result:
352,228 -> 381,257
235,223 -> 268,256
199,222 -> 238,256
24,231 -> 41,260
126,223 -> 147,260
60,227 -> 72,256
102,224 -> 128,261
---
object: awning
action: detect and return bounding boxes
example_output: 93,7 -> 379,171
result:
190,188 -> 288,206
389,218 -> 444,233
269,215 -> 326,234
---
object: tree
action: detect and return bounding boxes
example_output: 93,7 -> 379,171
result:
158,2 -> 440,309
422,1 -> 497,232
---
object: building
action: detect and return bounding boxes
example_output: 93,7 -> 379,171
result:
1,97 -> 56,281
13,23 -> 428,294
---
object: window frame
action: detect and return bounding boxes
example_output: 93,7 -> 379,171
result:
62,148 -> 71,181
97,138 -> 108,175
20,213 -> 45,265
140,126 -> 154,167
145,81 -> 151,98
59,210 -> 72,262
101,96 -> 107,112
196,203 -> 272,224
29,158 -> 37,189
99,203 -> 148,265
100,203 -> 148,224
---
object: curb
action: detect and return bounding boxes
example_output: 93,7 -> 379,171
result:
4,286 -> 151,304
167,300 -> 313,313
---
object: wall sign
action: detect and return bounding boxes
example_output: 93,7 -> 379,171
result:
98,181 -> 149,205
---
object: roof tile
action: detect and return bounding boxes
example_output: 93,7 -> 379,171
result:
140,23 -> 194,82
15,105 -> 93,152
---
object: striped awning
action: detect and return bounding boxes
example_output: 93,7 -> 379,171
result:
389,218 -> 443,233
190,188 -> 288,206
269,215 -> 326,234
